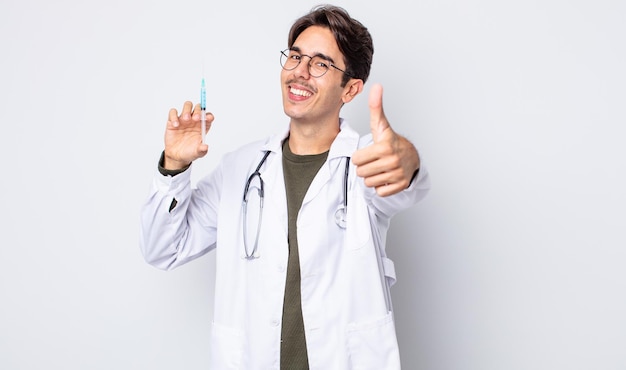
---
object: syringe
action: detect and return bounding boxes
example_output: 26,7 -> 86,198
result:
200,78 -> 207,144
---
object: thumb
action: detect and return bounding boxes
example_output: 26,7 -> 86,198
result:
369,83 -> 390,142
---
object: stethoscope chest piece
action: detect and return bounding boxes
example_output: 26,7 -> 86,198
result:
335,205 -> 347,228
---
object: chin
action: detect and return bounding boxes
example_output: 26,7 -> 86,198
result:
282,103 -> 302,120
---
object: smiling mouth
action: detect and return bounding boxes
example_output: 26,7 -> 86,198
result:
290,87 -> 312,97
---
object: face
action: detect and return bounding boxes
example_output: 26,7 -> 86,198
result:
280,25 -> 361,126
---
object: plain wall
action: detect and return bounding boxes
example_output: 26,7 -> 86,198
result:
1,0 -> 624,369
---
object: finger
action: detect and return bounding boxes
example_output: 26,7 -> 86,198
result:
363,169 -> 405,197
355,154 -> 397,178
369,83 -> 390,142
196,142 -> 209,157
351,136 -> 393,167
204,112 -> 215,134
375,182 -> 403,197
180,101 -> 194,122
351,146 -> 375,167
192,103 -> 202,121
168,108 -> 180,127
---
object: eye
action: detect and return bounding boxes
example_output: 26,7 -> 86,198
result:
311,56 -> 330,69
315,60 -> 329,68
289,52 -> 301,61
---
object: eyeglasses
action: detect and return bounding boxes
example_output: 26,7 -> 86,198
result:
280,49 -> 351,78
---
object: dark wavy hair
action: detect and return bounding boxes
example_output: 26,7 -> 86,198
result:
288,5 -> 374,86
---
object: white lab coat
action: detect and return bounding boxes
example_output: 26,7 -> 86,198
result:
140,120 -> 430,369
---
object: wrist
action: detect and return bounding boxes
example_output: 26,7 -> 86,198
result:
163,153 -> 191,171
158,151 -> 191,176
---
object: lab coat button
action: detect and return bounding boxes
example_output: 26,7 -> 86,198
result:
271,319 -> 280,327
277,264 -> 285,272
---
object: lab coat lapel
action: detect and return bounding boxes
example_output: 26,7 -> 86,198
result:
302,120 -> 360,205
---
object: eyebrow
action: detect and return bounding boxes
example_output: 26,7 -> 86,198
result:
289,46 -> 336,64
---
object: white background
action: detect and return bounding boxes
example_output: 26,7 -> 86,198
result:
1,0 -> 624,369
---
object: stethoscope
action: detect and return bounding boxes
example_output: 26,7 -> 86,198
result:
242,150 -> 350,259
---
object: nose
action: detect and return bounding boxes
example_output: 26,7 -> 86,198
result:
293,55 -> 312,79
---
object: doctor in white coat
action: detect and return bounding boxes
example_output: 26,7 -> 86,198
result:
140,5 -> 430,369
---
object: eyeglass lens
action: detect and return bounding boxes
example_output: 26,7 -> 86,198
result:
280,49 -> 333,78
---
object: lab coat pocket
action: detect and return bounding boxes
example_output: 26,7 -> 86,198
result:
209,321 -> 244,369
346,312 -> 401,370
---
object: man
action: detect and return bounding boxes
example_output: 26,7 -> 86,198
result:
140,5 -> 430,369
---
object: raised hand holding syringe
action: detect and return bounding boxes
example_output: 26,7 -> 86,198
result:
161,79 -> 213,170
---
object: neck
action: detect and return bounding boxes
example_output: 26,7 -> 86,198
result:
288,120 -> 340,155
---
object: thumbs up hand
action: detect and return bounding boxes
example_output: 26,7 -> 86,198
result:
352,84 -> 421,197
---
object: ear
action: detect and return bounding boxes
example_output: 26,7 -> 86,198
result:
341,79 -> 364,104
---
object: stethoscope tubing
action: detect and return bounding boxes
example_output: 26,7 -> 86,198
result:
242,150 -> 350,258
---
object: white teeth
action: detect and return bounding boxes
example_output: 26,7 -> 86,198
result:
290,87 -> 312,97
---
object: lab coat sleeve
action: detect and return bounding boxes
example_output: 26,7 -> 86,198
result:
139,160 -> 221,271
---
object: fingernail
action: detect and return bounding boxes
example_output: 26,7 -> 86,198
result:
172,120 -> 179,127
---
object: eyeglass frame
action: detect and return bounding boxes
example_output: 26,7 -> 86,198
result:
280,48 -> 352,78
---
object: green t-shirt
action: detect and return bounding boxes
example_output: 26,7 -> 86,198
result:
280,139 -> 328,369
